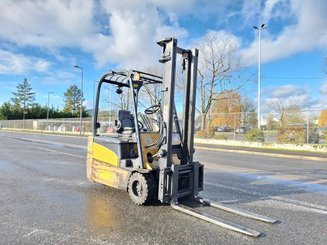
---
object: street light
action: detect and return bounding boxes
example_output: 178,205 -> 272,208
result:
253,23 -> 266,129
73,65 -> 84,136
92,81 -> 97,124
47,92 -> 54,128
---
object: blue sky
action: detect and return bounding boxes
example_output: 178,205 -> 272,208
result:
0,0 -> 326,112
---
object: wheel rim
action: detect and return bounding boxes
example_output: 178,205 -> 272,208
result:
132,180 -> 142,197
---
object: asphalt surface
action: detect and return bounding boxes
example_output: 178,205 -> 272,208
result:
0,130 -> 327,244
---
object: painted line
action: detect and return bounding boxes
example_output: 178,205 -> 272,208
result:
196,146 -> 327,162
34,146 -> 85,159
0,128 -> 88,138
203,161 -> 327,191
246,198 -> 327,215
11,224 -> 111,244
204,181 -> 327,212
23,229 -> 45,238
0,133 -> 86,150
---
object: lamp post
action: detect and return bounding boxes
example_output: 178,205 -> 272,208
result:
47,92 -> 54,128
253,24 -> 266,129
92,81 -> 97,124
73,65 -> 83,136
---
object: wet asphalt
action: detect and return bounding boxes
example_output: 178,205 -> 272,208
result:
0,131 -> 326,244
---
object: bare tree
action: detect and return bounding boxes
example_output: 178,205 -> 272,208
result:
240,96 -> 257,127
139,67 -> 163,106
197,31 -> 247,129
266,99 -> 285,127
266,99 -> 304,126
138,66 -> 185,113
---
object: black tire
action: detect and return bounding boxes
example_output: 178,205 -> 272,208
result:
128,172 -> 157,205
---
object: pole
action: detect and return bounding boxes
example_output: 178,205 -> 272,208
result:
254,24 -> 266,129
92,81 -> 97,126
80,68 -> 83,136
306,109 -> 309,144
74,65 -> 83,136
47,92 -> 53,126
257,28 -> 261,129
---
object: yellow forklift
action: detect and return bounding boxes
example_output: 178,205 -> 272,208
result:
87,38 -> 277,237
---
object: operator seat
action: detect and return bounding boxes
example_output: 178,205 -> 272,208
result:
115,110 -> 135,140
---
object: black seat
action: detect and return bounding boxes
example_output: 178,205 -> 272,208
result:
115,111 -> 135,141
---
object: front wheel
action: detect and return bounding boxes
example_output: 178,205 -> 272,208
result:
128,172 -> 157,205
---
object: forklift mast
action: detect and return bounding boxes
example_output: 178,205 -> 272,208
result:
156,38 -> 202,204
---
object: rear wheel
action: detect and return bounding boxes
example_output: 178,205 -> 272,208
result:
128,172 -> 157,205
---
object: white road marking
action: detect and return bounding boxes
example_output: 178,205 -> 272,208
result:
247,199 -> 327,215
203,161 -> 327,188
23,228 -> 46,238
42,177 -> 89,187
34,146 -> 85,159
204,181 -> 327,212
196,146 -> 327,162
16,225 -> 112,244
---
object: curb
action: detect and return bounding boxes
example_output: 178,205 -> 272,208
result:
195,146 -> 327,162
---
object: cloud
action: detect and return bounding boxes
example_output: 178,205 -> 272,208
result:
0,0 -> 190,69
270,84 -> 307,98
0,0 -> 95,48
241,0 -> 327,65
36,70 -> 76,86
0,50 -> 51,74
263,84 -> 326,111
1,0 -> 326,70
97,0 -> 189,68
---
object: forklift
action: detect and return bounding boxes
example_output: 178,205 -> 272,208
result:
87,37 -> 277,237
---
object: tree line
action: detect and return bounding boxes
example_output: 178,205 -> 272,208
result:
0,78 -> 88,120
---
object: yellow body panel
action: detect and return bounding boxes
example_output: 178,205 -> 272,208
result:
87,136 -> 129,189
92,142 -> 119,166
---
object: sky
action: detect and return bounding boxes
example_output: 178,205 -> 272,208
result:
0,0 -> 326,113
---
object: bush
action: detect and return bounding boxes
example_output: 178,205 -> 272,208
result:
277,127 -> 306,144
196,127 -> 215,138
323,130 -> 327,141
244,129 -> 265,142
214,133 -> 227,140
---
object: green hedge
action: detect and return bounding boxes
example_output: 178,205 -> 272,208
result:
245,129 -> 265,142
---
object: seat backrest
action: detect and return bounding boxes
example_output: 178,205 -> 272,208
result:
117,110 -> 135,132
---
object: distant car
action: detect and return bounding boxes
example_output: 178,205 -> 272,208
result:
216,126 -> 232,132
235,126 -> 248,134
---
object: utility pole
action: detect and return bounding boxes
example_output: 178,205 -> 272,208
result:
73,65 -> 84,136
253,24 -> 266,129
92,81 -> 97,126
47,92 -> 54,127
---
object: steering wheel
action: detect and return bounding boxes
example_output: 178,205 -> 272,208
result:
144,104 -> 161,115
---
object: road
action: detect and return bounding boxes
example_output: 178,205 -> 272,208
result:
0,131 -> 326,244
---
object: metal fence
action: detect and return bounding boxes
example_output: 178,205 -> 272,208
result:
0,116 -> 116,135
0,117 -> 93,135
194,109 -> 327,144
0,109 -> 326,145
